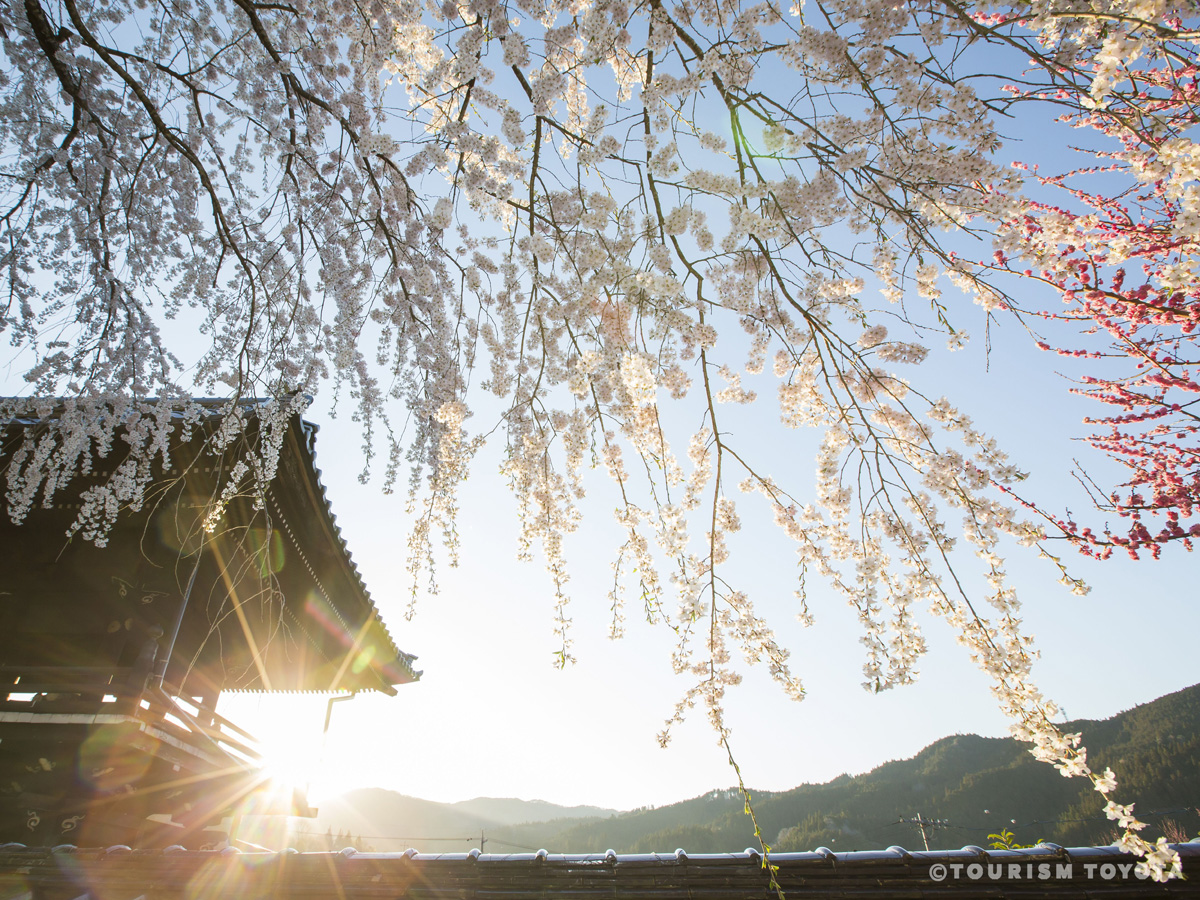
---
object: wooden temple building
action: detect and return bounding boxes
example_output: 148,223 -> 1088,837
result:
0,403 -> 418,849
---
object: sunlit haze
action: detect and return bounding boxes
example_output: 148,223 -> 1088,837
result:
221,291 -> 1200,812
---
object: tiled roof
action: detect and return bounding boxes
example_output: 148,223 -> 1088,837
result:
0,843 -> 1196,898
0,398 -> 418,694
264,416 -> 421,691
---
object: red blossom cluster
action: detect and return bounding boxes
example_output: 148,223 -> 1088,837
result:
992,59 -> 1200,559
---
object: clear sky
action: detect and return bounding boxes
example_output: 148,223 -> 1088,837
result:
4,12 -> 1195,819
221,288 -> 1200,813
218,72 -> 1200,812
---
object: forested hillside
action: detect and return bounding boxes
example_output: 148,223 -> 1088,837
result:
316,684 -> 1200,853
532,685 -> 1200,852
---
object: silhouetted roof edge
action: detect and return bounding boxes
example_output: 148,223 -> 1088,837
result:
1,396 -> 419,692
0,842 -> 1195,897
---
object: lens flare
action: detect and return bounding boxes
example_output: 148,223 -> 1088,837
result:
78,724 -> 155,792
248,527 -> 287,578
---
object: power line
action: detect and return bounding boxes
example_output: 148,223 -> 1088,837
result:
288,830 -> 559,853
288,830 -> 479,843
870,805 -> 1200,849
929,806 -> 1199,835
899,814 -> 949,851
285,805 -> 1199,853
486,837 -> 552,852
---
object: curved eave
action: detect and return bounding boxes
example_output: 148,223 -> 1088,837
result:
0,399 -> 420,694
287,417 -> 420,690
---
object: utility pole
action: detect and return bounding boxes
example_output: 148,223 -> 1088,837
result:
480,829 -> 486,853
901,814 -> 946,851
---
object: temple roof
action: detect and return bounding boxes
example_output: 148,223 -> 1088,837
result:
0,399 -> 418,696
0,842 -> 1194,898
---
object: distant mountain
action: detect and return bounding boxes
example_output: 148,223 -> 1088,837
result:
310,791 -> 485,850
447,797 -> 619,826
306,789 -> 619,852
540,683 -> 1200,853
311,683 -> 1200,854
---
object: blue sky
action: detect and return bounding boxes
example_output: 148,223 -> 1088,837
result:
218,273 -> 1200,813
4,8 -> 1195,818
233,87 -> 1200,813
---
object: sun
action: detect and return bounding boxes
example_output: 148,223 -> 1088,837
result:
259,730 -> 322,793
219,694 -> 334,806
